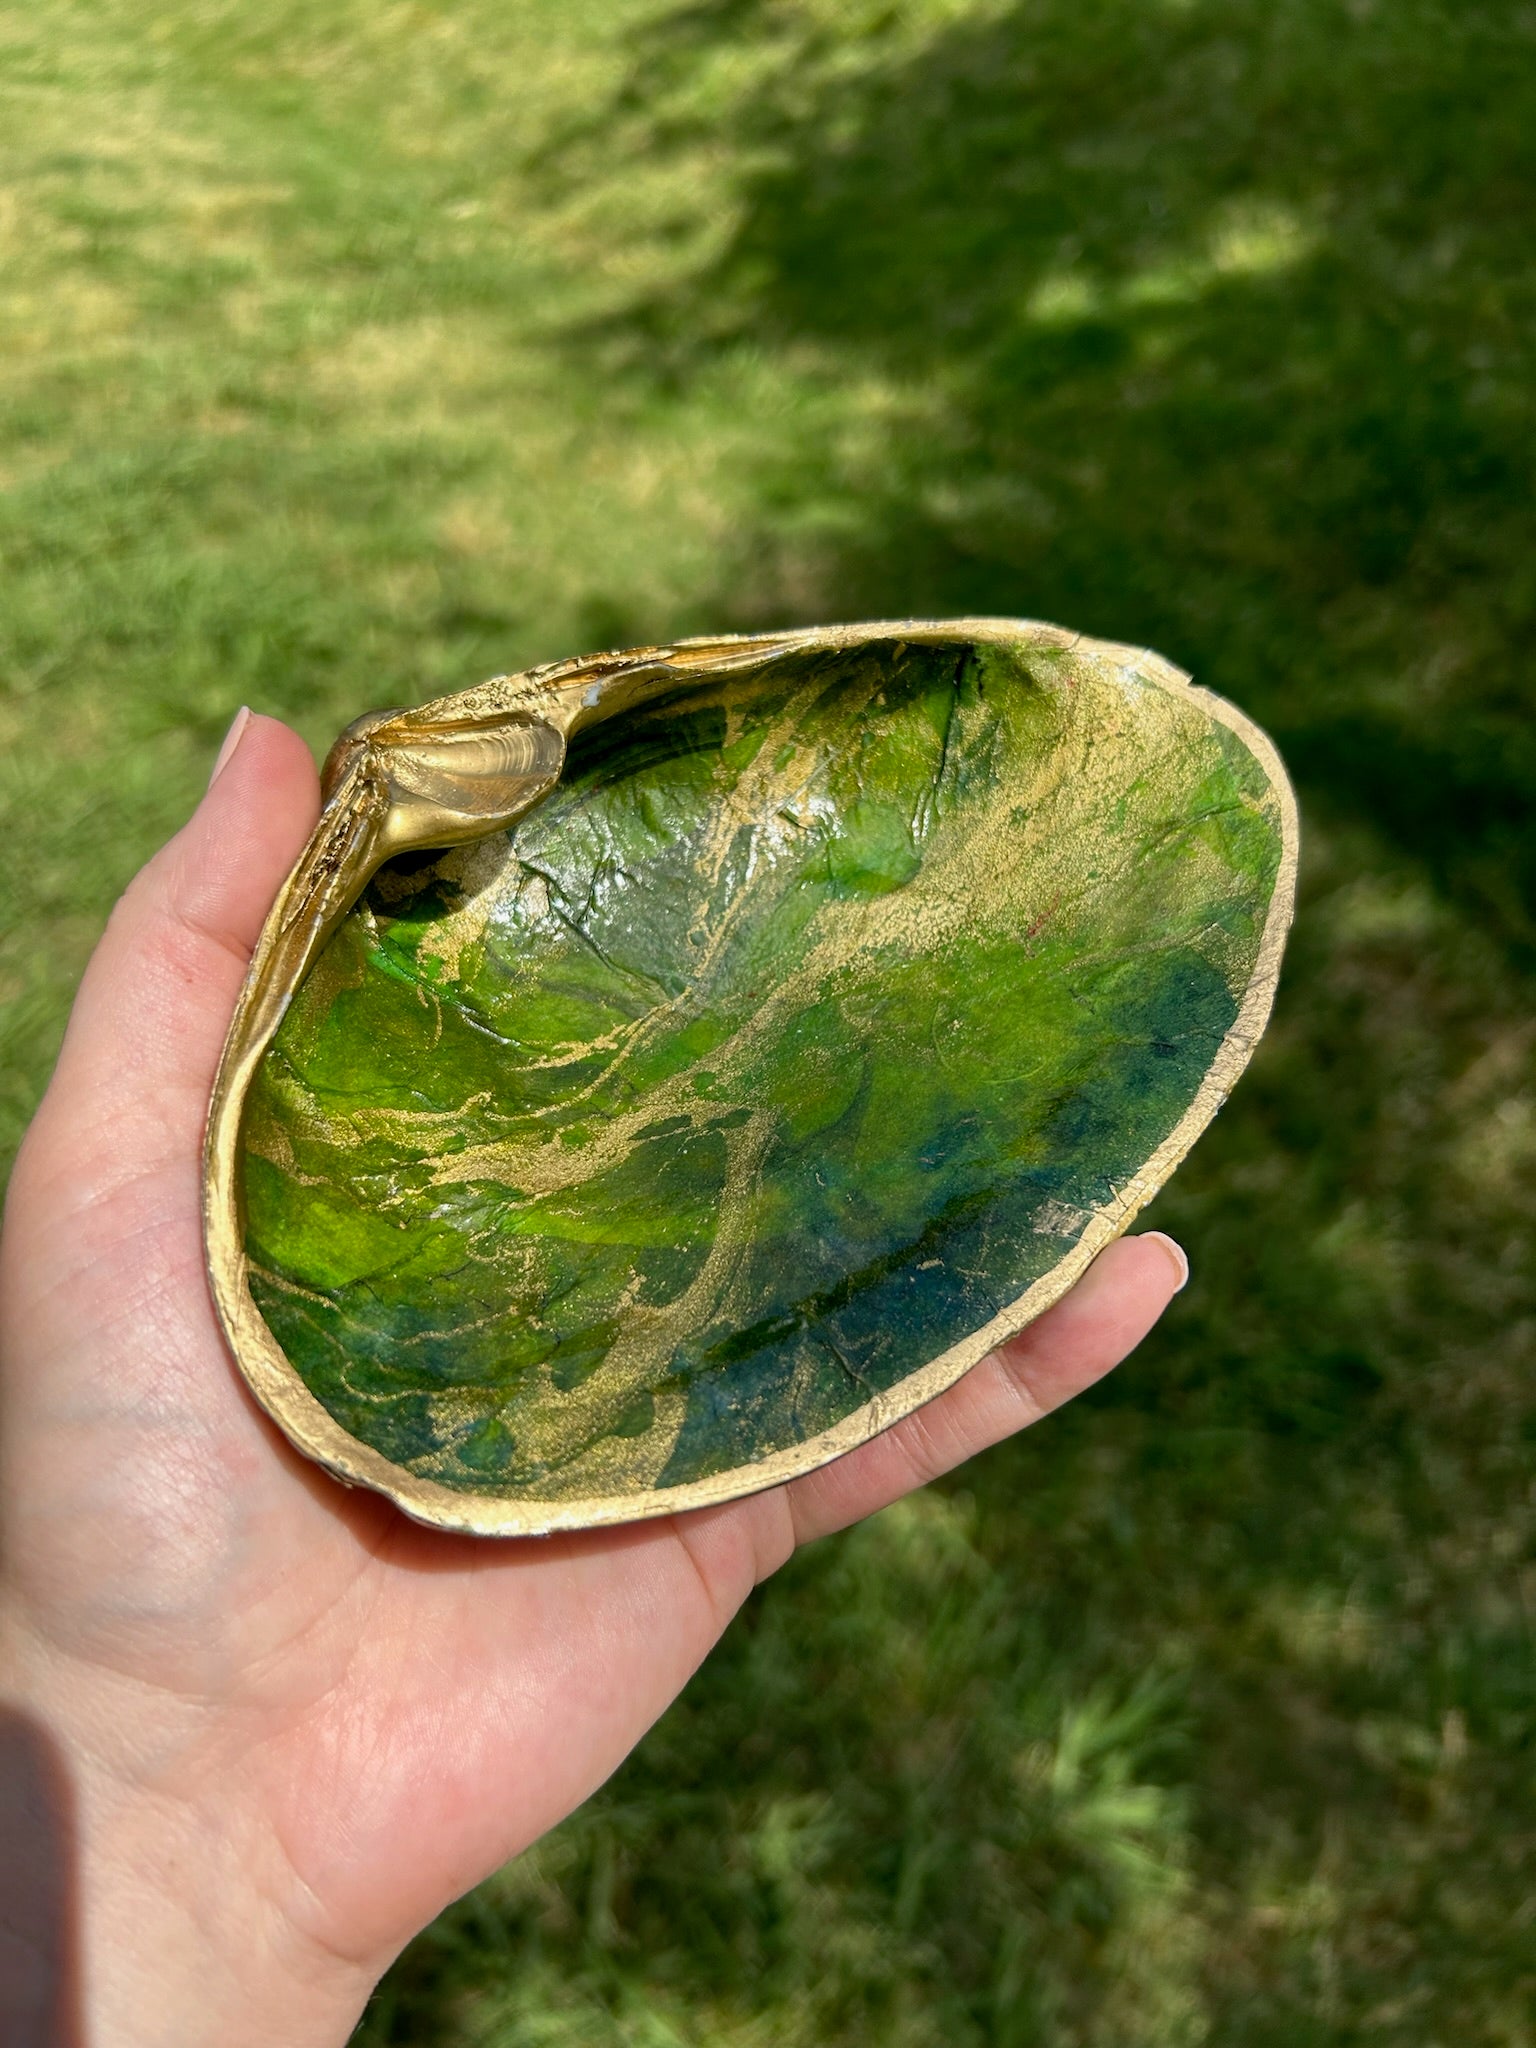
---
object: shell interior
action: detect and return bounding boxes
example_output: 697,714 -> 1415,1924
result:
239,627 -> 1293,1518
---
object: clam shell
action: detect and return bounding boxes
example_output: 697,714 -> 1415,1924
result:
205,619 -> 1297,1534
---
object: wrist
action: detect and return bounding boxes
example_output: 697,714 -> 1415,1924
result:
2,1622 -> 378,2048
73,1769 -> 377,2048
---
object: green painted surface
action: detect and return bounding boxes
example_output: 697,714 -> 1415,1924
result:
244,633 -> 1284,1500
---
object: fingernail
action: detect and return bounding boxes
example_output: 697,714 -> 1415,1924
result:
208,706 -> 251,789
1141,1231 -> 1189,1292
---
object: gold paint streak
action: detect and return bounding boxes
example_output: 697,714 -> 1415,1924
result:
482,1110 -> 774,1495
432,647 -> 1266,1213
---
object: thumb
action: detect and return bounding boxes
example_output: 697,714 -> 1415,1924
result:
29,711 -> 320,1182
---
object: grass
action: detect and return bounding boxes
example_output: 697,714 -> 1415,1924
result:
2,0 -> 1534,2039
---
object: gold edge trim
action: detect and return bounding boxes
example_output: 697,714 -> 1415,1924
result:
204,618 -> 1299,1538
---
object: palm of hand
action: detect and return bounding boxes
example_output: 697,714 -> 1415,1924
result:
0,716 -> 1179,2042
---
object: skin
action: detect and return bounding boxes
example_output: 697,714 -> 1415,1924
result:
0,712 -> 1186,2046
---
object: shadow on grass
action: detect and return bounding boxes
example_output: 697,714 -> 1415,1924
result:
364,3 -> 1536,2042
565,0 -> 1536,957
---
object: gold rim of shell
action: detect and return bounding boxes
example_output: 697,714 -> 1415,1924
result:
203,617 -> 1300,1537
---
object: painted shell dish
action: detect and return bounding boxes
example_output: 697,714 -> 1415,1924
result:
204,619 -> 1297,1534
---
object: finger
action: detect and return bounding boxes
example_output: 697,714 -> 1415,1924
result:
780,1231 -> 1187,1545
34,712 -> 319,1168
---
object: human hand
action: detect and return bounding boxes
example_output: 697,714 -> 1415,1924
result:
0,712 -> 1187,2047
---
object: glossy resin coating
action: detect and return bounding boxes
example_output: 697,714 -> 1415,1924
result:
207,621 -> 1296,1533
